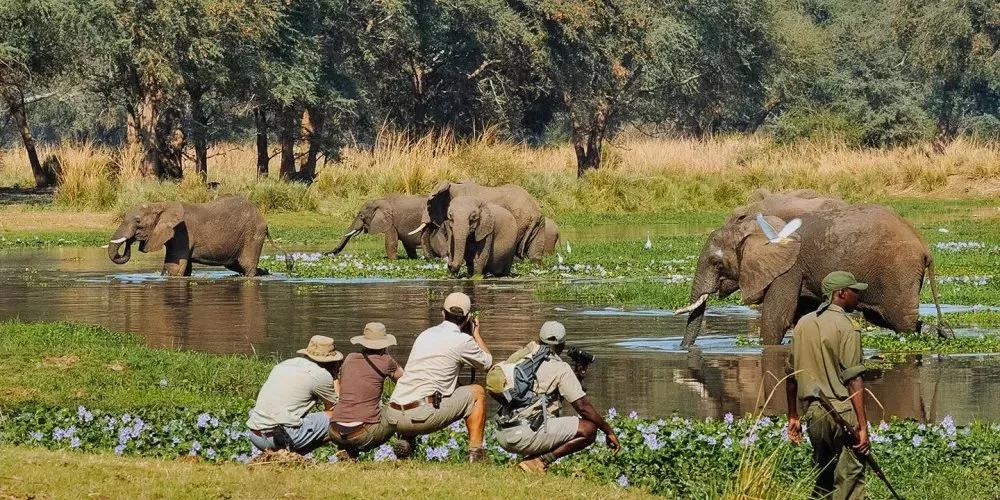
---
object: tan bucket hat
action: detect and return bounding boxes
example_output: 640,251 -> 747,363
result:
297,335 -> 344,363
351,322 -> 397,350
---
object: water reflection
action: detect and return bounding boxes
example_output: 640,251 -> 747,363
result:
1,247 -> 998,423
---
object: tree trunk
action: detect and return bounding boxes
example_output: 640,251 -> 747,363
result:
189,89 -> 208,179
254,107 -> 269,177
5,96 -> 48,188
137,91 -> 161,178
158,106 -> 184,180
574,102 -> 609,177
278,106 -> 299,180
299,106 -> 325,181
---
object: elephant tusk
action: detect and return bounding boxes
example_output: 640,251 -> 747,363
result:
343,229 -> 359,237
100,244 -> 109,249
109,237 -> 128,244
407,223 -> 427,236
674,294 -> 709,315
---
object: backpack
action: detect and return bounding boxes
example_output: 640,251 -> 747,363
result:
485,341 -> 551,409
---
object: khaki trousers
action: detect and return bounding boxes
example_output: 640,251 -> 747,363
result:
803,401 -> 865,500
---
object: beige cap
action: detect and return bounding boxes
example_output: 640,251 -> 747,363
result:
539,321 -> 567,345
297,335 -> 344,363
443,292 -> 472,316
351,322 -> 397,350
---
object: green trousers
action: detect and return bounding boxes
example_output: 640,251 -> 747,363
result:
803,401 -> 866,499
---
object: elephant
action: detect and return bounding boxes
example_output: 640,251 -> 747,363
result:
413,181 -> 545,261
444,196 -> 519,277
726,188 -> 848,224
328,195 -> 448,260
676,204 -> 946,347
107,195 -> 290,277
543,218 -> 560,255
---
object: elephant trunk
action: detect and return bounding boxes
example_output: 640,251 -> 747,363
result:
108,238 -> 133,264
107,221 -> 136,265
328,218 -> 364,255
679,261 -> 720,348
448,223 -> 469,275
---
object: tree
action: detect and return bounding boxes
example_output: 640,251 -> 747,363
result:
0,0 -> 80,188
891,0 -> 1000,146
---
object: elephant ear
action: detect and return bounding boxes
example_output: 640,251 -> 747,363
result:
737,216 -> 801,304
474,203 -> 496,242
145,202 -> 184,253
427,182 -> 452,225
369,201 -> 392,234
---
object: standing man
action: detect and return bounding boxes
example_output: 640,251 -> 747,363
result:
329,322 -> 404,459
246,335 -> 342,454
387,292 -> 492,462
786,271 -> 870,499
496,321 -> 621,473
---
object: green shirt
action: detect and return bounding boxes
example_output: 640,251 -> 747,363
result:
788,304 -> 865,407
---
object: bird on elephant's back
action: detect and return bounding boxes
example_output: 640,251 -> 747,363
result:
418,181 -> 546,262
328,195 -> 447,260
106,195 -> 291,277
677,204 -> 947,347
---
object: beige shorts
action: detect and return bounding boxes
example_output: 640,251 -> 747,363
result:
330,412 -> 396,453
496,416 -> 580,456
387,385 -> 477,436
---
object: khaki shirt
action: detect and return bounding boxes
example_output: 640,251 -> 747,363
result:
788,304 -> 865,408
246,357 -> 339,430
390,321 -> 492,405
512,348 -> 586,419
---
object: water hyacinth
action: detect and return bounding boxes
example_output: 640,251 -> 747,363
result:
5,405 -> 999,498
617,474 -> 629,488
938,275 -> 991,286
935,241 -> 985,252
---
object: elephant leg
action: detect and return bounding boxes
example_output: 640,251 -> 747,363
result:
239,235 -> 266,277
163,259 -> 190,276
383,231 -> 399,261
402,238 -> 419,259
759,270 -> 803,345
225,263 -> 246,275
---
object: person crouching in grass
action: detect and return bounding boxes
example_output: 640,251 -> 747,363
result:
246,335 -> 342,454
496,321 -> 620,473
328,322 -> 404,459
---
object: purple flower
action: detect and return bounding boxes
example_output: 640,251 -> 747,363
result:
196,413 -> 211,429
327,453 -> 339,463
237,453 -> 251,463
705,436 -> 718,446
205,448 -> 217,460
373,444 -> 396,462
114,444 -> 126,455
740,432 -> 758,447
878,421 -> 890,431
911,435 -> 923,447
121,414 -> 132,423
209,417 -> 220,428
607,407 -> 617,419
448,420 -> 465,432
425,446 -> 449,461
29,431 -> 43,441
52,428 -> 66,440
70,437 -> 81,448
77,406 -> 94,422
722,437 -> 733,448
617,474 -> 629,488
723,413 -> 734,426
627,410 -> 639,419
190,441 -> 202,455
948,440 -> 957,449
642,433 -> 663,450
446,437 -> 459,450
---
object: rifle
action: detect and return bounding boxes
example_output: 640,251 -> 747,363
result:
813,390 -> 904,500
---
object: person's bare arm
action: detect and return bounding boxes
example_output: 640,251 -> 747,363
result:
847,376 -> 869,455
392,366 -> 404,381
471,317 -> 490,356
786,375 -> 801,444
571,397 -> 620,453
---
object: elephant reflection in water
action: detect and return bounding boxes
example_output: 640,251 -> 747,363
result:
105,278 -> 267,354
676,348 -> 944,422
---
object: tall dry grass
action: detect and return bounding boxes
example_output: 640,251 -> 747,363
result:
1,132 -> 997,216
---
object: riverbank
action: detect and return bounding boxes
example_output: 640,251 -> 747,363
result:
3,321 -> 1000,498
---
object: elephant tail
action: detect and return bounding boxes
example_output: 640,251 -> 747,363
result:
266,229 -> 294,272
925,256 -> 952,339
518,216 -> 545,260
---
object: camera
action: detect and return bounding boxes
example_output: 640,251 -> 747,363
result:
566,345 -> 595,367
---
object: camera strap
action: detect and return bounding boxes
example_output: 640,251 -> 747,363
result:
362,353 -> 388,379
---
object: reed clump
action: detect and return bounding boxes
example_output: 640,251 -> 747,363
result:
1,133 -> 997,215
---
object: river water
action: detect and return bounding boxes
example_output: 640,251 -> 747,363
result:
2,246 -> 998,424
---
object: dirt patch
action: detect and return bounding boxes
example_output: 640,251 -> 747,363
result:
970,206 -> 1000,220
107,361 -> 127,372
41,355 -> 80,368
0,386 -> 40,400
248,450 -> 310,468
0,205 -> 113,232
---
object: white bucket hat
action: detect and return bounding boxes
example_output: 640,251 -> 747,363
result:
351,322 -> 397,350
